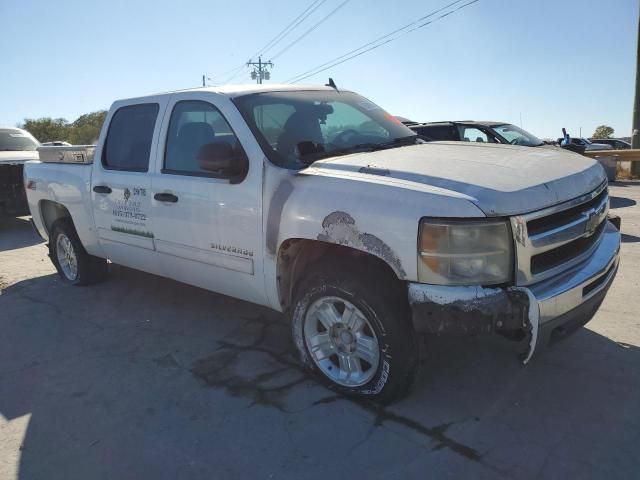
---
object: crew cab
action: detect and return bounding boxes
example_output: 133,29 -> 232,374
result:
24,85 -> 620,401
0,127 -> 40,215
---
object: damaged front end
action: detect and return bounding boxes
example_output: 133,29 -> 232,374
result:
408,217 -> 619,365
408,284 -> 537,361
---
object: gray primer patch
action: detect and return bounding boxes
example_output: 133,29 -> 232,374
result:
318,211 -> 406,278
266,180 -> 294,256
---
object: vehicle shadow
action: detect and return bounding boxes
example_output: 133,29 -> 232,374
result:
0,216 -> 43,251
610,180 -> 640,187
609,196 -> 637,209
1,267 -> 638,479
621,233 -> 640,243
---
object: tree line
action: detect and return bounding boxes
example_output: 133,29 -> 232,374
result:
19,111 -> 107,145
19,110 -> 618,145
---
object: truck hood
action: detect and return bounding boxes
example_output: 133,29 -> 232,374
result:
0,150 -> 39,165
308,142 -> 605,216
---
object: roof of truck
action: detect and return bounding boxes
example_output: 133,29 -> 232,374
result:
161,83 -> 341,97
417,121 -> 508,127
112,84 -> 348,105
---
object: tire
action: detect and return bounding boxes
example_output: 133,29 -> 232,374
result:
49,219 -> 107,286
291,260 -> 418,403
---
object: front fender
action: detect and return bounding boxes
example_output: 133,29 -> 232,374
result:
262,165 -> 486,310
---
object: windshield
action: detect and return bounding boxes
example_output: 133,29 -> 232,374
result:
491,124 -> 544,147
0,129 -> 40,151
233,90 -> 417,168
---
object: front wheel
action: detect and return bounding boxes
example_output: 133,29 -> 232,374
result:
291,263 -> 418,403
49,219 -> 107,285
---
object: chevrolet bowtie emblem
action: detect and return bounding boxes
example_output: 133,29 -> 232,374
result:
584,207 -> 604,237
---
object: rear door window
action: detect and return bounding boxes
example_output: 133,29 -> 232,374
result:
416,125 -> 459,141
102,103 -> 159,171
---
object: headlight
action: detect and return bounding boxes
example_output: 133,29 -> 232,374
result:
418,219 -> 513,285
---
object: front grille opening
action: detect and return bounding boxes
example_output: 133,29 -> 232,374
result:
530,220 -> 605,274
527,188 -> 607,237
583,262 -> 616,298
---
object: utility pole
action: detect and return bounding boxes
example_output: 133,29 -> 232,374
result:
632,6 -> 640,174
202,75 -> 206,87
247,56 -> 273,84
631,7 -> 640,175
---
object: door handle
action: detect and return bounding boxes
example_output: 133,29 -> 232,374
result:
154,192 -> 179,203
93,185 -> 112,194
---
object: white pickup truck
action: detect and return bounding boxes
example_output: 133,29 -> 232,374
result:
25,84 -> 620,401
1,127 -> 40,215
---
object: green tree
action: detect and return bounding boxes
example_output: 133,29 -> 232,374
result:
19,110 -> 107,145
68,111 -> 107,145
592,125 -> 614,139
21,117 -> 70,143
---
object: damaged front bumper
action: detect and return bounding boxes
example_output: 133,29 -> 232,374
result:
408,221 -> 621,363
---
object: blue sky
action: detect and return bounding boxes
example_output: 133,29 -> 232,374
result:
1,0 -> 637,139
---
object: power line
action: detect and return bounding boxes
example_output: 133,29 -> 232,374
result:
287,0 -> 469,82
287,0 -> 478,83
270,0 -> 351,61
210,63 -> 246,81
215,64 -> 248,85
222,65 -> 250,85
206,0 -> 324,85
252,0 -> 327,59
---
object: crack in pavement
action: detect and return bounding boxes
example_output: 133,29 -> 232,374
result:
189,315 -> 506,473
2,277 -> 502,473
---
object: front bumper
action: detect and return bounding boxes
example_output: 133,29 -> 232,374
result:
408,221 -> 621,362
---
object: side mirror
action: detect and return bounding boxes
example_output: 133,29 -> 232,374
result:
197,142 -> 248,183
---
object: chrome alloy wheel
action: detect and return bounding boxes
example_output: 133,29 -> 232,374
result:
303,296 -> 380,387
56,233 -> 78,281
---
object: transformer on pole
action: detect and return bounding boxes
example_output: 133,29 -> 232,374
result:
247,56 -> 273,84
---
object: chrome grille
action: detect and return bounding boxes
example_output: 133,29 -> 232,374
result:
511,182 -> 609,286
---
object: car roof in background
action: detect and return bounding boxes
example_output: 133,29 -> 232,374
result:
410,121 -> 509,128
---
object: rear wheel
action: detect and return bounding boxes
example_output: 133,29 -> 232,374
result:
49,219 -> 107,285
291,261 -> 418,403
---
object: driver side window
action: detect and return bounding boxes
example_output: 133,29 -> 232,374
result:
164,100 -> 244,176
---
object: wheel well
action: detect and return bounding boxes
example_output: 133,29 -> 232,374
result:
39,200 -> 72,236
276,239 -> 405,310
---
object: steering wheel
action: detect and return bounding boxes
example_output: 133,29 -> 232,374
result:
331,129 -> 359,146
509,138 -> 520,145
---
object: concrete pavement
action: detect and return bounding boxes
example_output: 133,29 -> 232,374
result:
1,182 -> 639,479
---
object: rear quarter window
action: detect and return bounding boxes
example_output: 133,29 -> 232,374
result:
102,103 -> 159,171
416,125 -> 459,141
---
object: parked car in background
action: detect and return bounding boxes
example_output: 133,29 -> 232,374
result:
407,120 -> 546,147
24,85 -> 620,401
0,127 -> 40,216
556,137 -> 613,151
588,138 -> 631,150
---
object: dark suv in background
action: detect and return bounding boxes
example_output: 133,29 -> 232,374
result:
406,120 -> 546,147
588,138 -> 631,150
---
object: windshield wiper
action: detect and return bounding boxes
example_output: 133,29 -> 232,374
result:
300,143 -> 381,164
391,134 -> 431,144
299,135 -> 428,165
